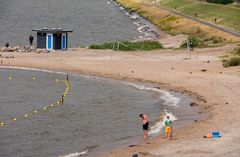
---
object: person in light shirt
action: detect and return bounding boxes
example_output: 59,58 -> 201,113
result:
165,116 -> 173,140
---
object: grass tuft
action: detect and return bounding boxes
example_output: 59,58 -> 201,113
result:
89,41 -> 163,51
222,57 -> 240,67
235,47 -> 240,55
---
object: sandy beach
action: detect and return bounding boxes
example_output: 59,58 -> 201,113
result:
0,44 -> 240,157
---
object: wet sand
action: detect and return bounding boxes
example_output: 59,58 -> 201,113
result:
1,44 -> 240,157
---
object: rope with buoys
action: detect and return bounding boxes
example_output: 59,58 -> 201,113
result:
0,74 -> 70,127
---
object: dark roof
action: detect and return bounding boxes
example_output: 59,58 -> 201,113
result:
32,28 -> 73,33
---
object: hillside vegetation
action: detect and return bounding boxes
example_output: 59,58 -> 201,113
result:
154,0 -> 240,31
117,0 -> 240,47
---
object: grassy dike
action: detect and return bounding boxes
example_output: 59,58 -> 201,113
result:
116,0 -> 240,47
152,0 -> 240,32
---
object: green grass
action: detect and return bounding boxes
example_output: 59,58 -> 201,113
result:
181,35 -> 225,48
156,0 -> 240,31
89,41 -> 163,51
160,0 -> 195,9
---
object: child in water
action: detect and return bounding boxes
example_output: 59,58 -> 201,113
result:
165,116 -> 173,139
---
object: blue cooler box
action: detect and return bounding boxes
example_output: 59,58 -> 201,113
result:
212,131 -> 221,138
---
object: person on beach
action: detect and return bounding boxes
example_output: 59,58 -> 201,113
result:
165,116 -> 173,139
189,41 -> 193,51
29,34 -> 34,46
139,113 -> 149,143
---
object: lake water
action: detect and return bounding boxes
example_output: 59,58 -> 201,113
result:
0,67 -> 206,157
0,0 -> 141,47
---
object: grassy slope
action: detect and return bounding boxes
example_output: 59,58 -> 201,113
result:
117,0 -> 240,46
156,0 -> 240,31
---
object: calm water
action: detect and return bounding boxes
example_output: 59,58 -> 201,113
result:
0,68 -> 175,157
0,0 -> 141,47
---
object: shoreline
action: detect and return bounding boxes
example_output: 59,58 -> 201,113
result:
1,44 -> 238,156
110,0 -> 166,41
0,65 -> 205,157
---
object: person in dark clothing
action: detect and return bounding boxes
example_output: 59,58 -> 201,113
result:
189,41 -> 193,51
29,34 -> 34,46
139,113 -> 149,143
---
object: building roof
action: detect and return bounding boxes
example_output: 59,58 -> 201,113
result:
32,28 -> 73,33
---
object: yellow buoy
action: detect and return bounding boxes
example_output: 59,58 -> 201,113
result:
9,76 -> 12,80
13,117 -> 17,121
0,122 -> 5,126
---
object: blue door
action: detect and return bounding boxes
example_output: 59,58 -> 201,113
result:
46,34 -> 53,50
62,34 -> 66,50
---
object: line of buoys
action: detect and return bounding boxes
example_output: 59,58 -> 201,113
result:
0,77 -> 70,127
43,106 -> 48,110
3,76 -> 69,82
24,114 -> 28,118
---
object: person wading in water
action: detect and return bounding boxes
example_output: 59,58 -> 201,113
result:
139,113 -> 149,143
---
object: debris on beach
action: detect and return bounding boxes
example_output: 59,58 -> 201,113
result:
132,153 -> 138,157
190,102 -> 198,107
0,46 -> 49,53
203,131 -> 221,139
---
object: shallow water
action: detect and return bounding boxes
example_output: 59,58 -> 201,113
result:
0,68 -> 171,157
0,0 -> 141,47
0,68 -> 207,157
